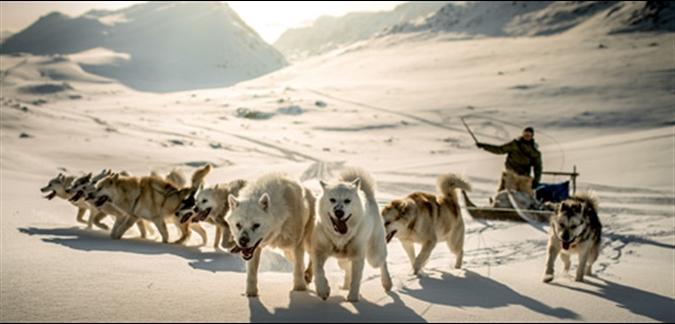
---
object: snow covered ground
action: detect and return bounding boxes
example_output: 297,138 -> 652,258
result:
1,3 -> 674,322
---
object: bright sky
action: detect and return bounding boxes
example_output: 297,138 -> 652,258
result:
1,1 -> 407,43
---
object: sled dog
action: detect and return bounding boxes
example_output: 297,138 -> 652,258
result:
176,178 -> 247,249
313,167 -> 392,302
380,173 -> 469,274
226,173 -> 315,297
41,173 -> 90,224
89,164 -> 211,244
543,190 -> 602,283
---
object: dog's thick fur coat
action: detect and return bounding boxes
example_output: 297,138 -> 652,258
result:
543,190 -> 602,283
226,173 -> 315,297
380,173 -> 470,274
313,167 -> 392,302
90,164 -> 211,244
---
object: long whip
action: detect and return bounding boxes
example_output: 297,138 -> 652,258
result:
461,116 -> 479,144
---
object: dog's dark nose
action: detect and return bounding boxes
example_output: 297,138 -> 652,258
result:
239,236 -> 249,247
561,231 -> 570,242
335,209 -> 344,219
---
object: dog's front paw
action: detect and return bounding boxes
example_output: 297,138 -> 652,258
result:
574,276 -> 584,282
382,277 -> 393,291
293,282 -> 307,291
542,274 -> 554,283
346,292 -> 360,302
245,288 -> 259,297
315,281 -> 330,300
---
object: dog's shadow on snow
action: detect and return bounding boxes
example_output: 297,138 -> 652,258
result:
400,269 -> 579,320
17,226 -> 293,274
248,290 -> 426,323
552,277 -> 675,323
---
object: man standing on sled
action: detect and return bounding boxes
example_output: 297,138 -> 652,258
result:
476,126 -> 542,193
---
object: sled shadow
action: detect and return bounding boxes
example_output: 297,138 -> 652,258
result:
17,226 -> 292,274
553,277 -> 675,322
248,290 -> 426,323
399,269 -> 578,320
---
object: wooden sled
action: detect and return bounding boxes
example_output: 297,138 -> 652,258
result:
462,166 -> 580,224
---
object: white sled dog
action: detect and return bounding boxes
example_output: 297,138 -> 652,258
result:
313,167 -> 392,302
543,190 -> 602,283
380,173 -> 469,274
176,178 -> 248,249
226,173 -> 315,297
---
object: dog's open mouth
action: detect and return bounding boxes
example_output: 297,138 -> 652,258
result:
178,211 -> 193,224
192,207 -> 211,223
69,190 -> 84,202
43,191 -> 56,200
330,213 -> 352,235
561,238 -> 576,250
231,238 -> 262,261
386,230 -> 397,243
94,195 -> 109,208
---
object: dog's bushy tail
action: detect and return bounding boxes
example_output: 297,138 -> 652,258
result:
227,179 -> 247,196
167,168 -> 187,188
570,189 -> 599,213
339,167 -> 376,202
437,173 -> 471,197
191,163 -> 212,189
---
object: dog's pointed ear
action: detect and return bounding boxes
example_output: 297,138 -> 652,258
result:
393,200 -> 407,214
112,173 -> 120,181
259,193 -> 270,212
319,180 -> 328,190
228,194 -> 239,209
85,172 -> 92,181
351,178 -> 361,190
556,201 -> 566,214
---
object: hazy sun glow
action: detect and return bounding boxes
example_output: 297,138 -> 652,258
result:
228,1 -> 407,43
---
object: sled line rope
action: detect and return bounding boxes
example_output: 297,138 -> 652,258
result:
460,115 -> 566,176
506,191 -> 549,234
462,206 -> 554,214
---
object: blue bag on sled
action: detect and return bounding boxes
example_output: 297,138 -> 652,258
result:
535,181 -> 570,203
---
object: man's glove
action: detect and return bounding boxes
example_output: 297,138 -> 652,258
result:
532,181 -> 539,189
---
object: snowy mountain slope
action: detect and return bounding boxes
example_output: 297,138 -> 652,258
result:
1,2 -> 287,93
380,1 -> 675,38
273,2 -> 449,61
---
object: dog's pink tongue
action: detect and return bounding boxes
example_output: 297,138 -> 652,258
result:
562,241 -> 571,250
333,219 -> 348,235
180,214 -> 192,224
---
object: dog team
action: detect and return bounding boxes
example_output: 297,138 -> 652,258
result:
41,164 -> 602,301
